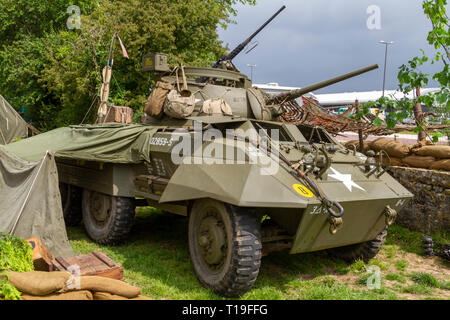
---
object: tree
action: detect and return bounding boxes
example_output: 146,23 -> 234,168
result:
361,0 -> 449,142
0,0 -> 255,130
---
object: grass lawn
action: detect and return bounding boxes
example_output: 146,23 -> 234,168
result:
67,207 -> 450,300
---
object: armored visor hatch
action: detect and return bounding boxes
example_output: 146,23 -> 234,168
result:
51,6 -> 413,297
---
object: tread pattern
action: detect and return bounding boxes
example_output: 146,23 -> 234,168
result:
82,190 -> 136,246
211,205 -> 262,297
328,228 -> 387,263
97,196 -> 136,245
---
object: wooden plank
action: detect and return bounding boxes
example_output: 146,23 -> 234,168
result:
92,251 -> 117,268
55,257 -> 71,270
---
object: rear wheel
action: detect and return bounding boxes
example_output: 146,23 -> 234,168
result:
59,183 -> 82,226
82,189 -> 135,245
327,228 -> 387,263
188,199 -> 262,297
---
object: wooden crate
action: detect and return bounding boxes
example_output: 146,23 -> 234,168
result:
25,237 -> 54,271
104,106 -> 133,124
51,251 -> 123,280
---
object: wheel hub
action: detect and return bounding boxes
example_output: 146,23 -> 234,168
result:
89,192 -> 111,223
197,212 -> 227,272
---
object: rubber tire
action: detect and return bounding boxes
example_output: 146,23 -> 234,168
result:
82,189 -> 136,245
188,199 -> 262,297
59,183 -> 83,227
327,228 -> 387,263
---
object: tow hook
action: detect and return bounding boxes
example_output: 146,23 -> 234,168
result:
383,205 -> 397,226
326,200 -> 344,235
329,216 -> 343,235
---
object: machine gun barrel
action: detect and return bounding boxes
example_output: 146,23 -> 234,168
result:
265,64 -> 379,105
211,5 -> 286,69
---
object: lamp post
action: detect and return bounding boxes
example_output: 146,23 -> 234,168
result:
379,40 -> 394,97
247,64 -> 257,82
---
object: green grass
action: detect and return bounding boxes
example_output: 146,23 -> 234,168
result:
67,208 -> 448,300
385,224 -> 449,256
411,273 -> 440,288
385,273 -> 407,283
401,284 -> 434,295
395,259 -> 409,272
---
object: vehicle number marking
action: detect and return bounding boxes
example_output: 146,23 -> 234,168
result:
292,184 -> 314,198
310,205 -> 327,215
395,199 -> 406,207
151,137 -> 173,147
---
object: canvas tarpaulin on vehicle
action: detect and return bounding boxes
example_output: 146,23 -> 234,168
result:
0,147 -> 73,257
0,95 -> 29,145
1,124 -> 162,257
3,123 -> 162,163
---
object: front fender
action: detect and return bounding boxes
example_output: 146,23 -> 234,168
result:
160,161 -> 315,208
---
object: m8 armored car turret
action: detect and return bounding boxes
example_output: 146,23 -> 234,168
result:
54,8 -> 413,297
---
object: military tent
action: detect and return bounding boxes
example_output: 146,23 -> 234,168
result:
0,123 -> 161,257
0,95 -> 29,145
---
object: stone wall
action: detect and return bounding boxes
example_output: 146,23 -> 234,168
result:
389,167 -> 449,234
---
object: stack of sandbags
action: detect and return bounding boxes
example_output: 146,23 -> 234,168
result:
3,271 -> 151,300
343,137 -> 450,171
370,137 -> 412,166
411,144 -> 450,171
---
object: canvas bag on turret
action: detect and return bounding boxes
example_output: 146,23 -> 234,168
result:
144,81 -> 174,118
201,98 -> 233,116
163,90 -> 195,119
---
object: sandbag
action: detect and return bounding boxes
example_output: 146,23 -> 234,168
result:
413,145 -> 450,159
344,140 -> 371,153
164,90 -> 195,119
71,276 -> 141,298
402,155 -> 435,169
429,159 -> 450,171
201,99 -> 233,116
6,271 -> 71,296
370,138 -> 411,158
93,291 -> 152,300
144,82 -> 174,118
22,290 -> 93,300
370,138 -> 392,151
378,156 -> 403,167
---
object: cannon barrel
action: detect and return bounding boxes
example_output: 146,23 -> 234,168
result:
265,64 -> 379,105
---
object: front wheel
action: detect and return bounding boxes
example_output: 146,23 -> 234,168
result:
188,199 -> 262,297
82,189 -> 135,245
327,228 -> 387,263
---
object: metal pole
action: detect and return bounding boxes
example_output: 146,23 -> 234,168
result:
382,44 -> 388,96
379,41 -> 394,97
247,64 -> 256,82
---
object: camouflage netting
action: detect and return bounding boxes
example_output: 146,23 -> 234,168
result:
280,97 -> 450,136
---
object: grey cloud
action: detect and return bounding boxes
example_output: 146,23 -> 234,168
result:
218,0 -> 447,93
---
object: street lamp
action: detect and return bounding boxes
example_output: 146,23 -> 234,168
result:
247,64 -> 257,82
379,40 -> 394,97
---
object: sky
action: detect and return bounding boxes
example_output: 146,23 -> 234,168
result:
217,0 -> 447,94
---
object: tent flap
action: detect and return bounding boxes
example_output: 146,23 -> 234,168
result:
0,147 -> 73,257
0,95 -> 29,145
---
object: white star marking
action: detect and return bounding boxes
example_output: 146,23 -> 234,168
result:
328,167 -> 365,192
